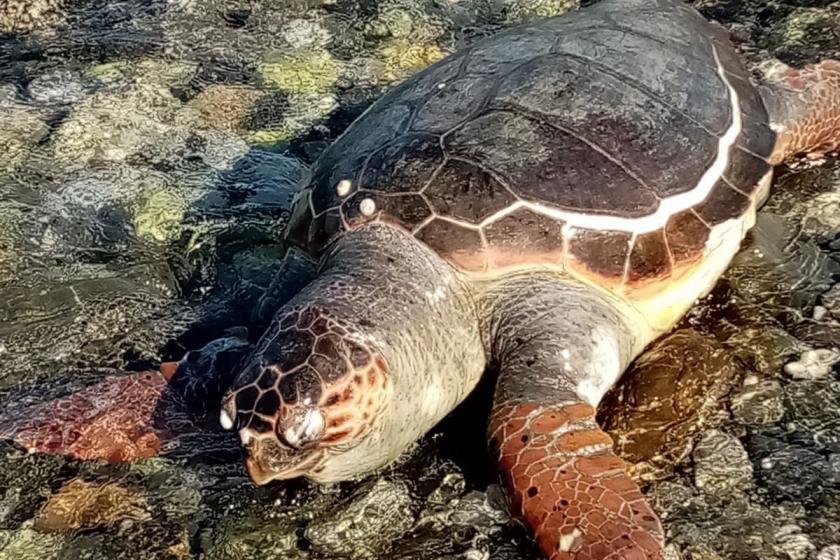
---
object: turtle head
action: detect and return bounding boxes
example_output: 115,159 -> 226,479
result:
220,305 -> 392,484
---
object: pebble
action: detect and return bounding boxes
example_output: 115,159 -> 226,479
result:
784,349 -> 840,380
818,545 -> 840,560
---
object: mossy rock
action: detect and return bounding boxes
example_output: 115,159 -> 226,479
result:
376,39 -> 445,82
260,50 -> 343,95
131,188 -> 187,243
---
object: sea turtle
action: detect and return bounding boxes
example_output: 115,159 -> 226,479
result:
216,0 -> 840,558
2,0 -> 838,558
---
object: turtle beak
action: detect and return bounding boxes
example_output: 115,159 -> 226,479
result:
243,437 -> 324,484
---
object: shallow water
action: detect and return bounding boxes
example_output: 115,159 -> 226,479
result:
0,0 -> 839,558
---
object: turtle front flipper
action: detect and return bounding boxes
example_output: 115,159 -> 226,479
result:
0,337 -> 252,462
761,59 -> 840,164
483,275 -> 663,560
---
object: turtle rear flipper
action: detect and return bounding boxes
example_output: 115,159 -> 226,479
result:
484,276 -> 664,560
762,59 -> 840,164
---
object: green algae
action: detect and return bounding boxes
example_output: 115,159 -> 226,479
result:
260,50 -> 343,95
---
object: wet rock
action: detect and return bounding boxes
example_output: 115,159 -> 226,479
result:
772,524 -> 815,560
34,478 -> 149,531
818,545 -> 840,560
376,39 -> 445,83
0,0 -> 70,33
0,101 -> 50,175
767,5 -> 840,64
306,479 -> 414,558
502,0 -> 579,23
281,18 -> 331,49
726,213 -> 838,313
249,92 -> 337,145
27,70 -> 89,106
186,85 -> 265,133
600,330 -> 742,480
692,430 -> 753,495
823,284 -> 840,320
829,454 -> 840,483
731,378 -> 785,425
131,187 -> 187,243
752,434 -> 833,507
724,325 -> 808,378
0,528 -> 63,560
784,348 -> 840,380
783,381 -> 840,453
51,83 -> 183,168
0,446 -> 65,526
260,49 -> 343,95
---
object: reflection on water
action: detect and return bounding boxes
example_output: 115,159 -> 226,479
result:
0,0 -> 838,558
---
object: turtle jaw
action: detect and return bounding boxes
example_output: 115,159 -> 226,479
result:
242,436 -> 327,485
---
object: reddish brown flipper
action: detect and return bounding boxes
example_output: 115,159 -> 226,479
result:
0,369 -> 176,462
766,60 -> 840,164
489,403 -> 664,560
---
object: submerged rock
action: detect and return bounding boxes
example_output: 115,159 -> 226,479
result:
730,378 -> 785,425
692,430 -> 753,495
34,479 -> 150,531
0,528 -> 63,560
601,330 -> 742,480
306,479 -> 414,558
260,49 -> 343,96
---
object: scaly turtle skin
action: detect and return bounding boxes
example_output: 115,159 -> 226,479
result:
210,1 -> 840,559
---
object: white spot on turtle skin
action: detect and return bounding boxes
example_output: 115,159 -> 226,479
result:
336,179 -> 352,197
239,428 -> 252,445
220,409 -> 234,430
558,527 -> 583,552
359,197 -> 376,216
576,326 -> 622,405
560,348 -> 571,359
424,286 -> 446,303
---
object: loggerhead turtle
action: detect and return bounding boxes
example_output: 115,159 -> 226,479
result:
218,0 -> 840,558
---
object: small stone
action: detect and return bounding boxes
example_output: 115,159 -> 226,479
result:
828,454 -> 840,483
692,430 -> 753,495
306,479 -> 414,558
281,18 -> 331,49
186,85 -> 264,132
34,479 -> 150,531
823,285 -> 840,319
772,525 -> 814,560
813,305 -> 828,321
818,545 -> 840,560
730,379 -> 785,425
27,70 -> 88,105
784,348 -> 840,380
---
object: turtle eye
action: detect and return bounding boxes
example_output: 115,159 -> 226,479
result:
277,407 -> 325,449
